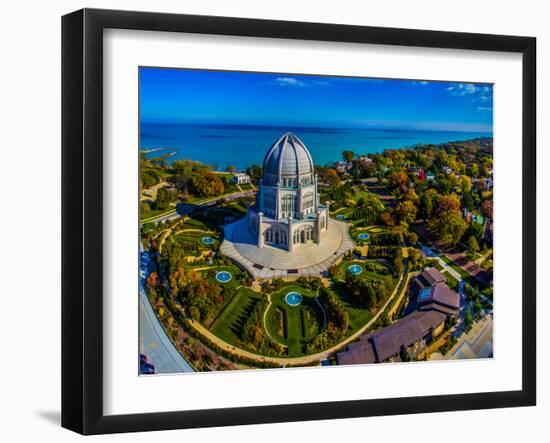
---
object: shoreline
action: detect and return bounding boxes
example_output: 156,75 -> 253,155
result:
139,133 -> 493,172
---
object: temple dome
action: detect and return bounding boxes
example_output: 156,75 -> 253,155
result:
262,132 -> 314,182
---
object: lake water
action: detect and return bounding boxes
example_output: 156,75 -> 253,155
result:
140,122 -> 490,170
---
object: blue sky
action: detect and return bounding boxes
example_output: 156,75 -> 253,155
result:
139,67 -> 493,133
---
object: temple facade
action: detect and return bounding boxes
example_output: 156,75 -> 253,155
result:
247,132 -> 329,252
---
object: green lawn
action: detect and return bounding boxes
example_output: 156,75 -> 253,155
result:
443,271 -> 459,290
264,285 -> 323,357
210,288 -> 262,346
238,183 -> 255,191
440,255 -> 470,278
200,264 -> 243,289
439,255 -> 492,299
140,207 -> 176,222
332,259 -> 396,332
338,259 -> 394,281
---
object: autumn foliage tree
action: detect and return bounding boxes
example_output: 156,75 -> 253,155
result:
429,194 -> 467,246
190,170 -> 225,197
388,170 -> 408,192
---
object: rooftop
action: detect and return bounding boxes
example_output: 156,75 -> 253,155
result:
262,132 -> 314,179
336,310 -> 447,365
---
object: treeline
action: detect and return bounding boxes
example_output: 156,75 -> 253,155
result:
307,286 -> 349,353
181,317 -> 281,369
351,193 -> 385,225
332,139 -> 494,249
367,231 -> 402,259
343,271 -> 394,310
140,156 -> 233,215
239,298 -> 285,356
160,241 -> 223,325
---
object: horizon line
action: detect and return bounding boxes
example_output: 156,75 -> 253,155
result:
140,119 -> 493,134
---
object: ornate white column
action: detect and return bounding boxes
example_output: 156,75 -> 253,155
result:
258,212 -> 264,247
287,217 -> 293,252
315,210 -> 322,245
275,182 -> 280,220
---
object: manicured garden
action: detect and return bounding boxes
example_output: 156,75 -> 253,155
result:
210,287 -> 263,347
264,284 -> 325,357
331,259 -> 397,332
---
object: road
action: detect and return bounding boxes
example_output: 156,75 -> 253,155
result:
139,285 -> 194,374
139,247 -> 194,374
141,190 -> 256,225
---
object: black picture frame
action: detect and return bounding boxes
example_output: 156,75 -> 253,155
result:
61,8 -> 537,435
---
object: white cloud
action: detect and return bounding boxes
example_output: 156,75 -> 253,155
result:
446,83 -> 494,101
477,106 -> 493,112
273,77 -> 307,87
412,80 -> 429,85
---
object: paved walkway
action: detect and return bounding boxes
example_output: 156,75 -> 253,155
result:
419,243 -> 462,281
139,280 -> 194,374
140,190 -> 257,224
387,271 -> 411,319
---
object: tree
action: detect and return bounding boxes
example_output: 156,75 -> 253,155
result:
403,188 -> 420,206
432,210 -> 466,246
461,175 -> 472,194
464,306 -> 473,331
388,170 -> 408,192
429,194 -> 466,246
380,210 -> 395,226
190,171 -> 225,197
189,306 -> 201,322
342,150 -> 355,163
420,188 -> 439,219
462,191 -> 474,210
316,167 -> 341,188
146,271 -> 160,288
393,248 -> 404,275
226,165 -> 236,173
467,236 -> 480,254
467,220 -> 484,242
246,164 -> 262,182
406,231 -> 419,246
154,187 -> 172,210
437,177 -> 452,195
395,200 -> 417,226
481,199 -> 493,219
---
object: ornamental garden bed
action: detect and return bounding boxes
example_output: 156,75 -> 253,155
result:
264,284 -> 325,357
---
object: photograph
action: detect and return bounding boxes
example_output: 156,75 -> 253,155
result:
138,67 -> 494,374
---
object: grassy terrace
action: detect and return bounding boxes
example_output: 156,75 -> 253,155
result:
210,287 -> 262,346
140,206 -> 177,222
199,264 -> 243,287
265,285 -> 323,357
332,259 -> 396,332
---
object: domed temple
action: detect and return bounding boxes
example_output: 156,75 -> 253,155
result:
247,132 -> 329,251
220,132 -> 354,279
